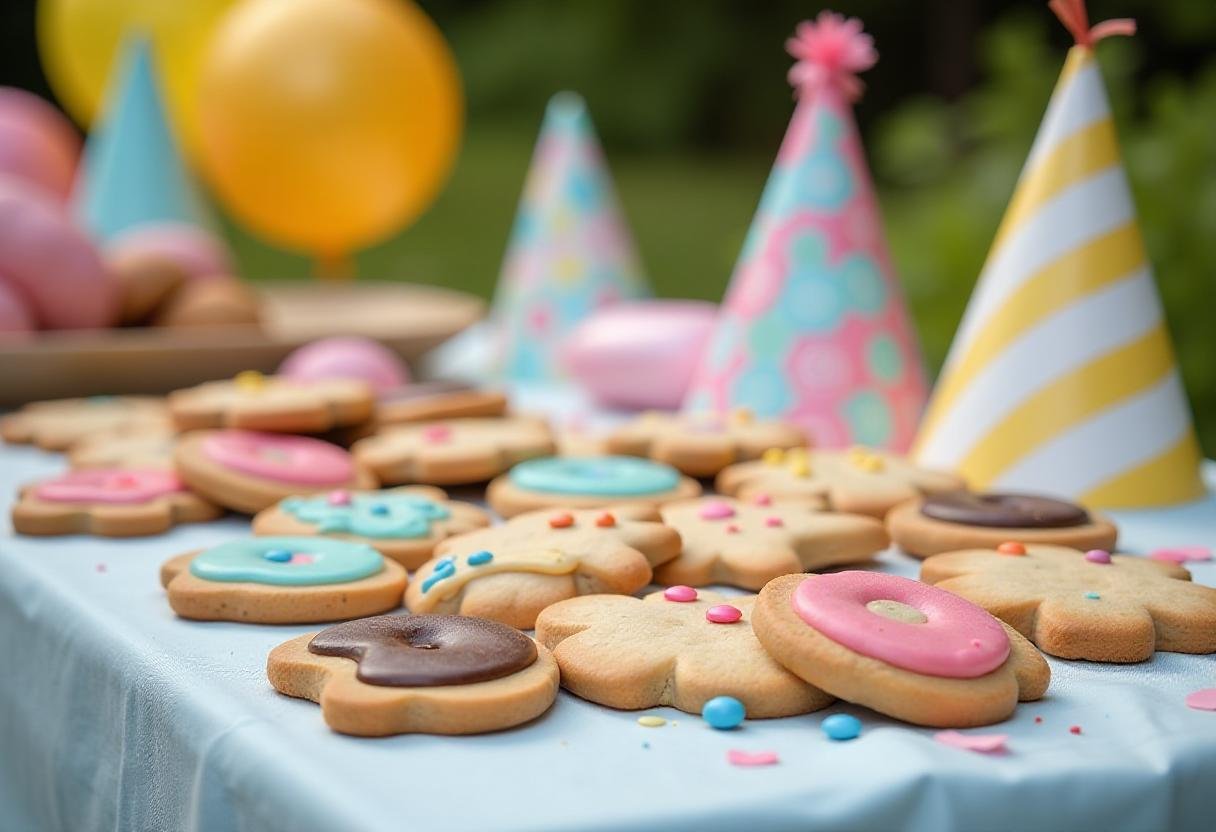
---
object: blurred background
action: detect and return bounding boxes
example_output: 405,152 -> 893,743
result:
1,0 -> 1213,452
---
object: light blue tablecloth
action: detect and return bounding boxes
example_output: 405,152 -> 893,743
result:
3,436 -> 1216,831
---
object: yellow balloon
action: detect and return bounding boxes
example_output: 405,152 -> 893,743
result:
196,0 -> 463,259
36,0 -> 235,157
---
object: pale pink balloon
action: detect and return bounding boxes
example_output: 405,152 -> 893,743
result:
0,175 -> 116,329
0,87 -> 80,202
105,222 -> 235,281
562,300 -> 718,410
279,336 -> 410,393
0,275 -> 35,336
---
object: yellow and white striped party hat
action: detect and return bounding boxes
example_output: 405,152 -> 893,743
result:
913,0 -> 1205,508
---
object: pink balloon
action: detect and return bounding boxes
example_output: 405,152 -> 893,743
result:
562,300 -> 718,410
0,175 -> 115,329
0,88 -> 80,202
0,275 -> 35,336
105,222 -> 235,281
279,336 -> 410,393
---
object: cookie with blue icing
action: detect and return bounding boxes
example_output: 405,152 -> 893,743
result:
160,536 -> 407,623
252,486 -> 491,569
486,456 -> 702,518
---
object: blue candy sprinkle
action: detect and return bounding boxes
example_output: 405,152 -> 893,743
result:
701,695 -> 746,730
262,549 -> 293,563
1084,591 -> 1101,600
435,556 -> 456,569
369,504 -> 390,516
821,714 -> 862,741
468,550 -> 493,566
421,571 -> 452,593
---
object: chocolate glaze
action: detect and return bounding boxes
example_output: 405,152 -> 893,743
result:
921,491 -> 1090,529
308,614 -> 536,687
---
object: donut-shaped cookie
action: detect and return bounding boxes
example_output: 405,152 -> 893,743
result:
486,456 -> 701,518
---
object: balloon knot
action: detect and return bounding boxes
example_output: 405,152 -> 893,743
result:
1049,0 -> 1135,48
786,11 -> 877,102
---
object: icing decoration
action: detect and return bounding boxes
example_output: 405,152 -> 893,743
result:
762,448 -> 785,466
308,614 -> 536,687
509,456 -> 681,497
1069,725 -> 1082,735
421,424 -> 452,444
847,447 -> 885,473
548,512 -> 575,529
1084,591 -> 1100,600
467,550 -> 493,566
725,524 -> 741,534
327,490 -> 352,506
664,585 -> 698,602
706,604 -> 743,624
821,714 -> 862,741
595,512 -> 616,527
753,493 -> 773,506
702,695 -> 746,729
765,516 -> 784,527
792,571 -> 1011,678
1034,716 -> 1043,724
282,491 -> 451,539
201,431 -> 354,485
33,468 -> 185,505
233,370 -> 267,391
698,500 -> 737,520
921,492 -> 1090,529
1084,549 -> 1111,564
419,547 -> 577,600
1184,688 -> 1216,711
637,716 -> 667,727
1150,546 -> 1212,564
189,537 -> 382,586
933,731 -> 1008,753
727,750 -> 779,767
997,542 -> 1027,556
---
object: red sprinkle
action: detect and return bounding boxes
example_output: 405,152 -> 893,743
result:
706,604 -> 743,624
997,541 -> 1027,556
725,524 -> 741,534
595,512 -> 616,527
764,516 -> 783,527
549,513 -> 575,529
1069,725 -> 1082,735
1034,716 -> 1043,724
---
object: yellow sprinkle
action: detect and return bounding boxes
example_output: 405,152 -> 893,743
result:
729,407 -> 754,426
637,715 -> 667,728
234,370 -> 267,391
762,448 -> 785,466
788,458 -> 811,478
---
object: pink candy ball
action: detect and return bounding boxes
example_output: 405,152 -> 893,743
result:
562,299 -> 718,410
706,604 -> 743,624
279,336 -> 410,393
0,88 -> 80,202
105,222 -> 235,282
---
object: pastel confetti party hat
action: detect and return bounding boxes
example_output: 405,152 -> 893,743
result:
683,13 -> 927,450
493,92 -> 649,380
73,37 -> 215,243
913,0 -> 1204,508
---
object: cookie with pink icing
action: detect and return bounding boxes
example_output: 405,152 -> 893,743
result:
175,429 -> 377,514
11,468 -> 222,537
168,371 -> 374,433
753,571 -> 1049,727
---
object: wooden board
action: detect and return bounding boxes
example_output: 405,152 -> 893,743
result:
0,281 -> 485,405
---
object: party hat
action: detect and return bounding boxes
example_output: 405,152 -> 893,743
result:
683,13 -> 927,450
73,37 -> 214,243
493,92 -> 649,380
913,1 -> 1204,508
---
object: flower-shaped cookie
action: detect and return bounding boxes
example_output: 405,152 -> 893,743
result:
352,416 -> 555,486
716,446 -> 964,518
268,614 -> 559,736
656,496 -> 889,589
253,486 -> 492,569
405,506 -> 681,629
535,589 -> 834,717
1,396 -> 169,451
12,468 -> 221,537
606,409 -> 806,477
920,544 -> 1216,662
168,372 -> 374,433
68,426 -> 178,470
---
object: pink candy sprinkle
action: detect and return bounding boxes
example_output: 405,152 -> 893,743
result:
1084,549 -> 1111,564
1069,725 -> 1082,735
1150,546 -> 1212,564
664,585 -> 698,603
327,490 -> 352,506
290,554 -> 316,565
421,425 -> 452,444
752,493 -> 772,507
706,604 -> 742,624
727,750 -> 779,767
699,500 -> 737,520
934,730 -> 1008,753
725,524 -> 741,534
96,563 -> 107,573
765,516 -> 783,527
1185,688 -> 1216,711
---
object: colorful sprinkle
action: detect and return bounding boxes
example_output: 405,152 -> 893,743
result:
549,512 -> 575,529
727,750 -> 779,767
664,585 -> 698,602
725,524 -> 741,534
821,714 -> 862,741
234,369 -> 266,390
1150,546 -> 1212,563
96,563 -> 107,573
752,493 -> 773,506
262,549 -> 293,563
934,731 -> 1008,753
1034,716 -> 1043,724
762,448 -> 785,466
637,715 -> 667,728
1185,688 -> 1216,711
112,474 -> 139,487
421,559 -> 457,592
421,424 -> 452,444
702,696 -> 746,729
467,550 -> 493,566
1069,725 -> 1082,735
1084,549 -> 1111,564
369,503 -> 390,516
1084,591 -> 1101,600
788,458 -> 811,477
997,541 -> 1026,556
706,604 -> 742,624
595,512 -> 616,527
290,554 -> 315,565
699,500 -> 737,520
326,490 -> 352,506
764,516 -> 783,527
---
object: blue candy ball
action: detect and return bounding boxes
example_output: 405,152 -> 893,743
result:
821,714 -> 862,741
701,695 -> 746,730
262,548 -> 293,563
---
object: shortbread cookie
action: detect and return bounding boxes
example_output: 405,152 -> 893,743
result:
175,430 -> 376,514
606,409 -> 806,477
406,506 -> 681,629
920,544 -> 1216,662
1,396 -> 168,450
168,372 -> 374,433
716,446 -> 964,518
655,496 -> 889,589
69,427 -> 178,469
253,486 -> 492,570
12,468 -> 222,536
887,492 -> 1117,558
754,572 -> 1049,727
161,537 -> 407,623
486,456 -> 702,518
268,614 -> 559,736
352,417 -> 555,486
377,381 -> 508,425
535,589 -> 833,718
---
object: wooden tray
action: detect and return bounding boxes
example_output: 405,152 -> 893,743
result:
0,281 -> 485,405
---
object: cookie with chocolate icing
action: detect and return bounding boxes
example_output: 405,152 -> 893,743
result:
267,613 -> 559,736
252,486 -> 492,569
886,491 -> 1117,559
160,536 -> 407,624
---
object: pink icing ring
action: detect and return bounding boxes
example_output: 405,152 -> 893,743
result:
33,469 -> 184,504
201,431 -> 354,485
791,572 -> 1010,679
